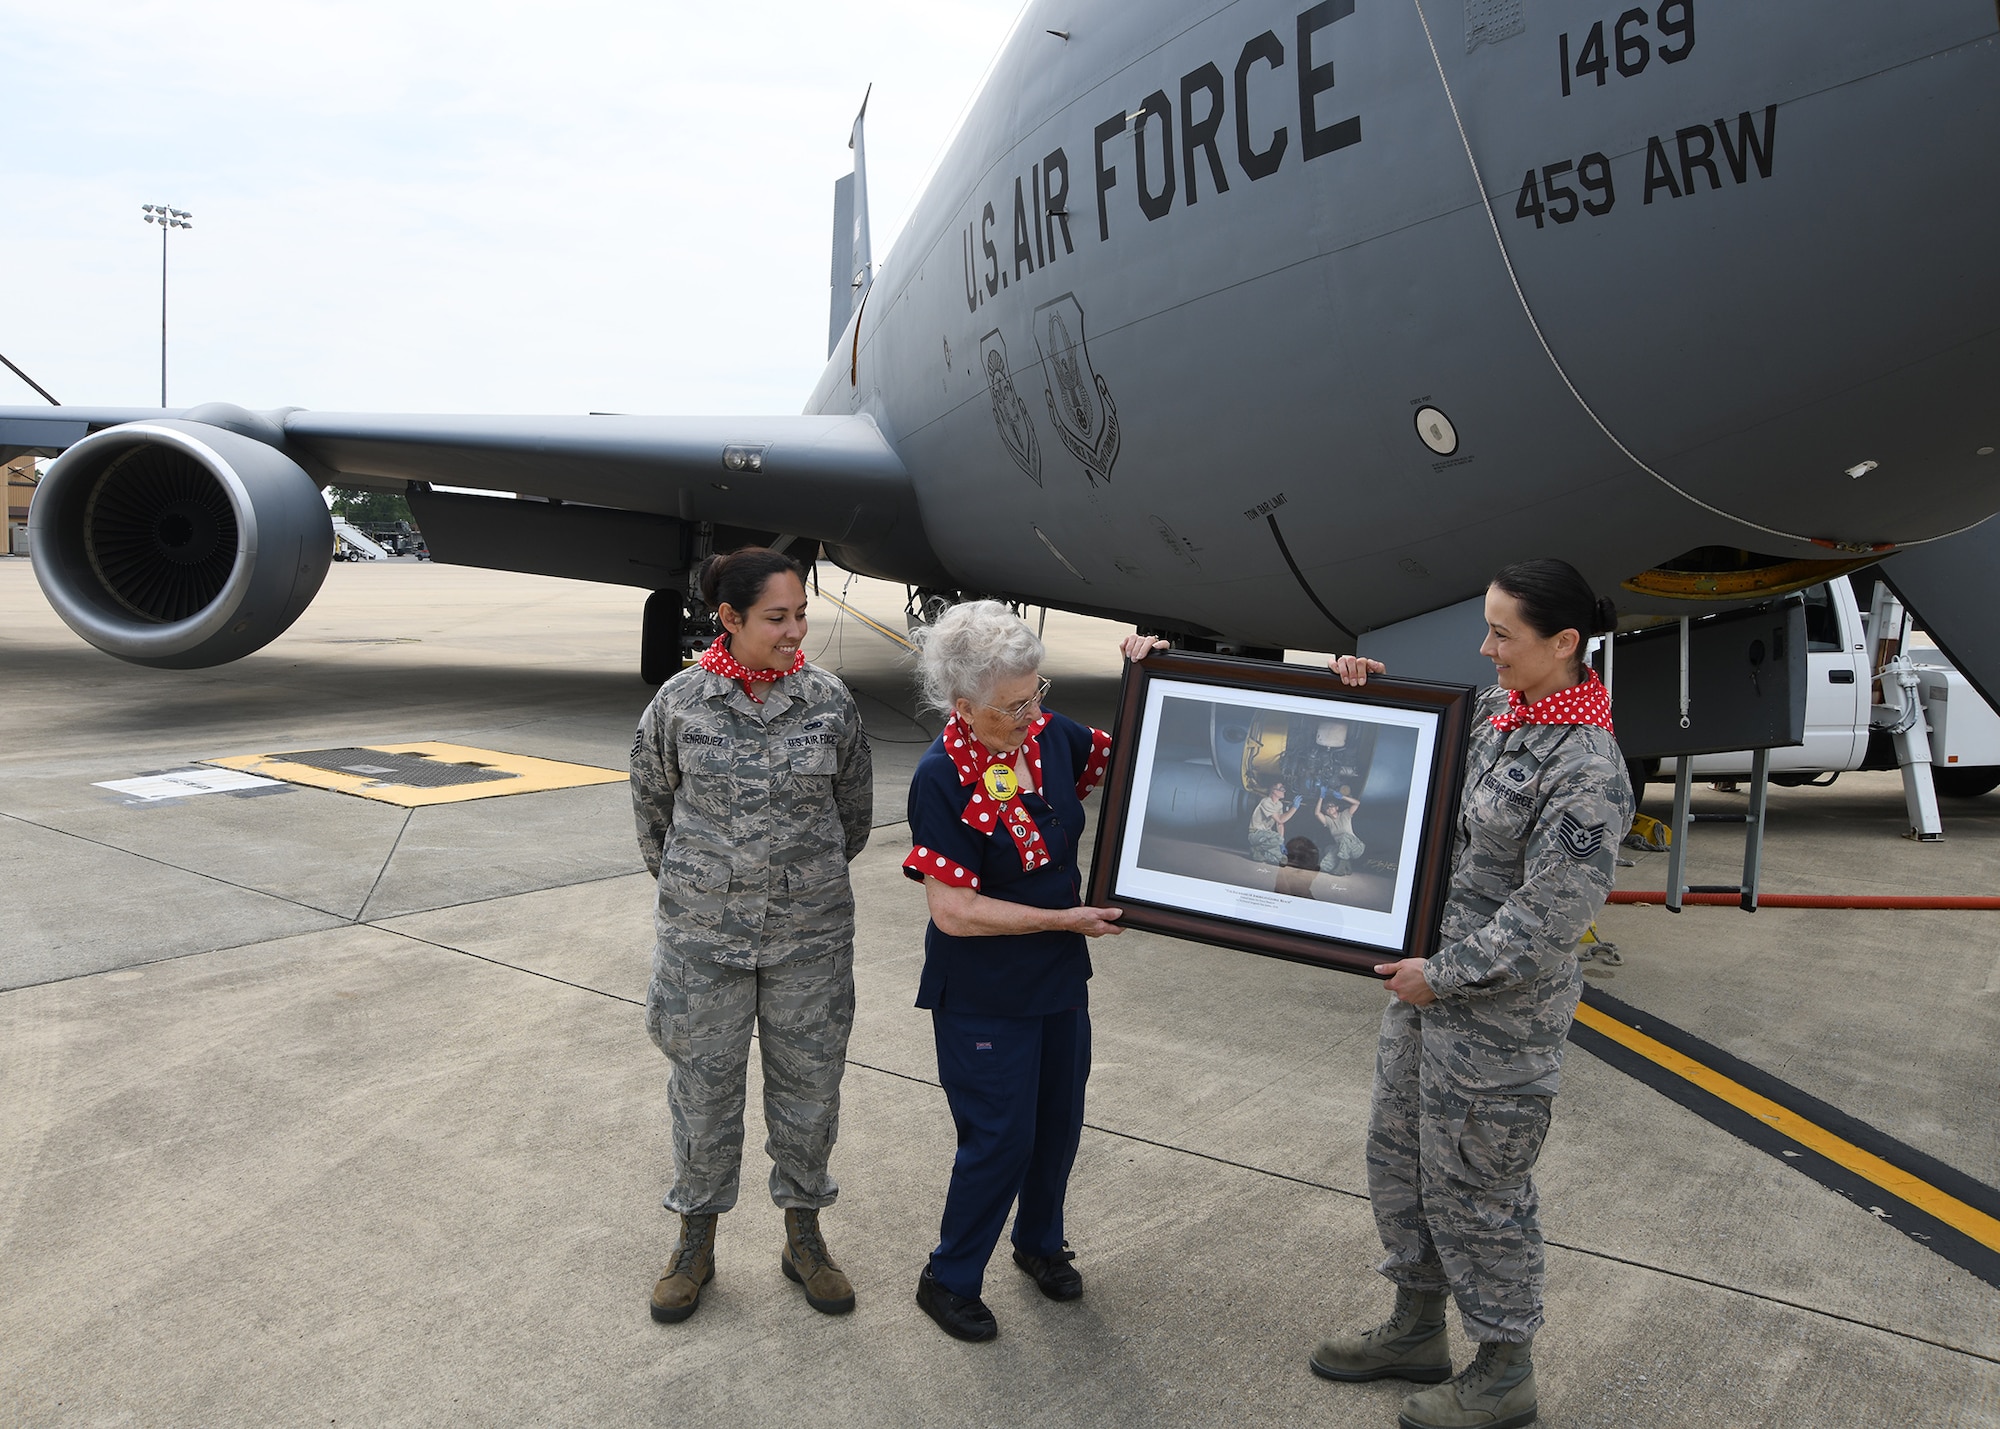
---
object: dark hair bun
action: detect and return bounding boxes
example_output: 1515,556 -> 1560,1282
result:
1490,558 -> 1610,647
698,547 -> 806,613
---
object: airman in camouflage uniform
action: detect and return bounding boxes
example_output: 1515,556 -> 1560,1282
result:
631,658 -> 873,1222
1314,680 -> 1631,1425
1370,686 -> 1630,1335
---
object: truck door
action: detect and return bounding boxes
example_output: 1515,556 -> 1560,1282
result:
1799,581 -> 1865,771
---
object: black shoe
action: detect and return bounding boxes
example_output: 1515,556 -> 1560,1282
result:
1011,1246 -> 1083,1301
916,1265 -> 997,1342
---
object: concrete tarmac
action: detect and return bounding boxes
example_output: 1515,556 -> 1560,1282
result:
2,556 -> 1996,1427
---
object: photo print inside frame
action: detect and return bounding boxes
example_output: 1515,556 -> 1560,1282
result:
1089,653 -> 1473,975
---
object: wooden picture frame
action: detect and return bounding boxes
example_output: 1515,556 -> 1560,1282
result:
1085,651 -> 1476,977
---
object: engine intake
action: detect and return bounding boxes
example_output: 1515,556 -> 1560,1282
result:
31,418 -> 333,668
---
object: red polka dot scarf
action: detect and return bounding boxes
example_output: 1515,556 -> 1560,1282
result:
904,715 -> 1117,890
1489,668 -> 1616,735
941,712 -> 1054,874
698,633 -> 804,703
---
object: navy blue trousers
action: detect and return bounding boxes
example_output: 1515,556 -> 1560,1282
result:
929,1006 -> 1091,1299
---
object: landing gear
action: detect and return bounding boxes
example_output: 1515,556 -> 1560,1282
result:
905,587 -> 961,633
642,590 -> 684,687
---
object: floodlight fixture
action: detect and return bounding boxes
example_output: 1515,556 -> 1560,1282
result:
141,202 -> 195,405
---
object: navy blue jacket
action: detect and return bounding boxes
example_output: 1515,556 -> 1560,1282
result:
902,710 -> 1112,1017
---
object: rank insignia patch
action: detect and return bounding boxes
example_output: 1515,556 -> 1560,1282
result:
1557,811 -> 1609,861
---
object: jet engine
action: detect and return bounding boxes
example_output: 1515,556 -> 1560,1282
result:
29,417 -> 333,669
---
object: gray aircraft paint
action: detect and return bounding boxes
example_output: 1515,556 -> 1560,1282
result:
5,0 -> 1998,675
806,0 -> 2000,652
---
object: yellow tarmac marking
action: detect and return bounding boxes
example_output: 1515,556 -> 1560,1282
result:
205,742 -> 625,808
1573,1002 -> 2000,1253
817,590 -> 914,650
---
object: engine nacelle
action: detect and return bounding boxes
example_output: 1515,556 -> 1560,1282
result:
29,417 -> 333,669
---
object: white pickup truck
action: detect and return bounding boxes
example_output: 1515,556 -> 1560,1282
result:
1654,576 -> 2000,799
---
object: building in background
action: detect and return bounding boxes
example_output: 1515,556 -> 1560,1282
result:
6,455 -> 38,555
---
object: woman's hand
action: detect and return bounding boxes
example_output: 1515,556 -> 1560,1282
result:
1066,905 -> 1126,937
1374,957 -> 1437,1006
1329,655 -> 1386,686
1121,634 -> 1171,662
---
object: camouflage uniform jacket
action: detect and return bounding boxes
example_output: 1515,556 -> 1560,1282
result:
631,660 -> 873,969
1420,686 -> 1633,1094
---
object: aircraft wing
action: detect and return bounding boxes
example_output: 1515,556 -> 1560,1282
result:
287,410 -> 920,543
1,407 -> 159,457
3,404 -> 920,550
7,402 -> 945,669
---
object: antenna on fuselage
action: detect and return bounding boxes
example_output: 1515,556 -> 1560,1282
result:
828,85 -> 873,358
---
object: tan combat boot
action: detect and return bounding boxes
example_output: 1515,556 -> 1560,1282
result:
1310,1286 -> 1452,1383
1397,1339 -> 1536,1429
780,1207 -> 855,1315
649,1212 -> 718,1324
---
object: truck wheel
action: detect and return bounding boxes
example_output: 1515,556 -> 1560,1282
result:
1932,766 -> 2000,798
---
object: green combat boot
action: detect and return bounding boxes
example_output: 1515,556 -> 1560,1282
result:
649,1212 -> 718,1324
1310,1287 -> 1452,1383
780,1207 -> 856,1315
1398,1339 -> 1537,1429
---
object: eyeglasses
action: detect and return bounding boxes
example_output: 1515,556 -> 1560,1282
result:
982,677 -> 1052,722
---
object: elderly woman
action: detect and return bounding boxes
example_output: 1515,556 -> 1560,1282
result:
900,600 -> 1156,1342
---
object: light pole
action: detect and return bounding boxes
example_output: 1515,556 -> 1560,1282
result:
141,204 -> 193,407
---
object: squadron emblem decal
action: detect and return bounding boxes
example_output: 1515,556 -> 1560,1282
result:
1033,293 -> 1121,485
980,329 -> 1042,485
1556,811 -> 1608,861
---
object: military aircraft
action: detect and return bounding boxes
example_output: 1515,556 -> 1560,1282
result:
5,0 -> 1998,708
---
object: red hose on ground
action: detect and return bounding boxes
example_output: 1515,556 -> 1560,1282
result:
1608,891 -> 2000,909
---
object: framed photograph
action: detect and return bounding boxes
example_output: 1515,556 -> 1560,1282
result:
1086,651 -> 1476,977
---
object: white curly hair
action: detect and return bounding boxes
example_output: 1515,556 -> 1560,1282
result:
912,600 -> 1045,717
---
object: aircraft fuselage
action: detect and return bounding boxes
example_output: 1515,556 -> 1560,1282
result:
812,0 -> 2000,649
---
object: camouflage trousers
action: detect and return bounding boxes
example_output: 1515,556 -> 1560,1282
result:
645,941 -> 855,1215
1318,833 -> 1365,873
1365,999 -> 1555,1343
1249,830 -> 1285,865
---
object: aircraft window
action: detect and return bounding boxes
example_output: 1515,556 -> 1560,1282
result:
1801,584 -> 1842,653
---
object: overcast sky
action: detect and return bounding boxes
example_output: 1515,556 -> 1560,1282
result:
0,0 -> 1024,417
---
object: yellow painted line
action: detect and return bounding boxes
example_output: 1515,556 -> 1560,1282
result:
205,741 -> 624,808
1573,1002 -> 2000,1253
816,589 -> 913,650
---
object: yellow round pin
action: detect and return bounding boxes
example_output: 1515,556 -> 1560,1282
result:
982,763 -> 1018,801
